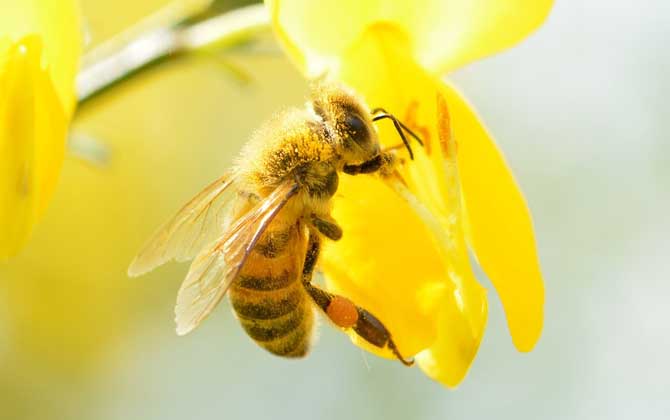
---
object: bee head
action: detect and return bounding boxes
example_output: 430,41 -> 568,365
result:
310,83 -> 380,164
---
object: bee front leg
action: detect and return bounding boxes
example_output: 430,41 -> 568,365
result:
301,230 -> 413,366
342,152 -> 395,175
309,214 -> 342,241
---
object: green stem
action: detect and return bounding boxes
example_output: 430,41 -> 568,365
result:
75,3 -> 270,108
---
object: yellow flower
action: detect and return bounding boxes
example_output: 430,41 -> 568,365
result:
267,0 -> 551,387
0,0 -> 81,259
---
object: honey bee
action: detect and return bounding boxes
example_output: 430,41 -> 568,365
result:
128,83 -> 422,365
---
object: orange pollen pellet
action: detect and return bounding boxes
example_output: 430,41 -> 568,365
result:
326,296 -> 359,328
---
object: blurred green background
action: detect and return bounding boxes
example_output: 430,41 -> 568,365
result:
1,0 -> 668,419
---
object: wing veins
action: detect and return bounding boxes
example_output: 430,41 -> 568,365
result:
174,181 -> 300,335
128,171 -> 237,276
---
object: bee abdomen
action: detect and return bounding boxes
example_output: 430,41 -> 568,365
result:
238,307 -> 305,341
230,279 -> 314,357
253,228 -> 292,258
230,284 -> 302,319
237,305 -> 313,357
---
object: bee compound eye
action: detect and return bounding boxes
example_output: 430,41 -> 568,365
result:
344,114 -> 369,145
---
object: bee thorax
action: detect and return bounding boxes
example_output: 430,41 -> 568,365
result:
294,162 -> 338,198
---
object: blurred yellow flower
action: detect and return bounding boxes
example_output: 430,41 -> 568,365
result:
267,0 -> 551,387
0,0 -> 81,259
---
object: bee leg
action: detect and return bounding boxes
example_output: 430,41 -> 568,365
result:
309,214 -> 342,241
301,231 -> 413,366
301,230 -> 321,285
342,153 -> 394,175
305,283 -> 414,366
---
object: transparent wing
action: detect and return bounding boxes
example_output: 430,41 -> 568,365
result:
175,180 -> 300,335
128,171 -> 238,277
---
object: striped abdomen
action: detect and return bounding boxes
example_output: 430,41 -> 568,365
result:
228,216 -> 314,358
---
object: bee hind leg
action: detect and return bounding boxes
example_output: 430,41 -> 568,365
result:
304,282 -> 414,366
301,230 -> 413,366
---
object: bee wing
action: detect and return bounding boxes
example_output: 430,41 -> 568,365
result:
128,171 -> 239,277
174,180 -> 300,335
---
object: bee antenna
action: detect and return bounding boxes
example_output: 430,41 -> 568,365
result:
372,108 -> 424,146
371,109 -> 424,160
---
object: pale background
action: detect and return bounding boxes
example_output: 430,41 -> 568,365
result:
1,0 -> 668,419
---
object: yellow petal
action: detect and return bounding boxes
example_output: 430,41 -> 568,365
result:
442,83 -> 545,351
0,0 -> 81,258
321,175 -> 445,357
336,24 -> 543,353
328,172 -> 488,387
411,94 -> 488,388
424,0 -> 554,74
0,36 -> 68,259
267,0 -> 553,75
415,291 -> 488,388
0,0 -> 81,114
319,25 -> 488,386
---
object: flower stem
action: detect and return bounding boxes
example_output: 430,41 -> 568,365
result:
75,3 -> 270,108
